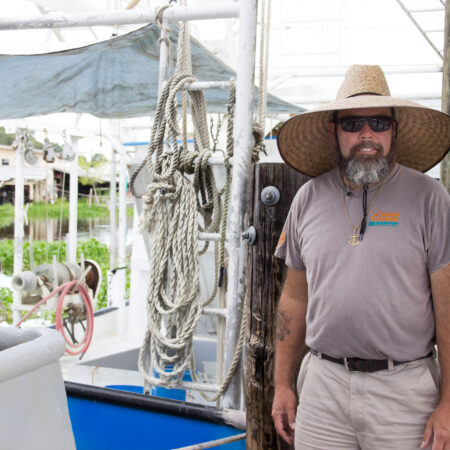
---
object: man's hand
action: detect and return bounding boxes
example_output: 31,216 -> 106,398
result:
421,401 -> 450,449
272,386 -> 297,445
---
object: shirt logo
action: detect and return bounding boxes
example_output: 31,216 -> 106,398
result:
368,210 -> 399,227
277,229 -> 286,247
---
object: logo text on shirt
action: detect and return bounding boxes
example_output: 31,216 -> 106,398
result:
368,210 -> 399,227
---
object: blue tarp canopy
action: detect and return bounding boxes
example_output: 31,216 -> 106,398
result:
0,24 -> 304,119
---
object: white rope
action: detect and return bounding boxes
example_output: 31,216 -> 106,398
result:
137,75 -> 200,386
261,0 -> 271,127
155,4 -> 175,78
254,0 -> 272,160
257,0 -> 266,128
176,0 -> 192,153
132,8 -> 245,400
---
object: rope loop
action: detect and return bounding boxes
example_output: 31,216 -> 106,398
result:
155,4 -> 172,35
252,124 -> 266,162
135,13 -> 244,399
179,149 -> 198,174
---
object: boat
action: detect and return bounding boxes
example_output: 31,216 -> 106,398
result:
0,1 -> 447,449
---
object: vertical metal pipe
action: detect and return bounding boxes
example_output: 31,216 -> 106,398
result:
68,137 -> 79,263
110,147 -> 117,270
118,152 -> 128,335
222,0 -> 258,410
13,137 -> 24,325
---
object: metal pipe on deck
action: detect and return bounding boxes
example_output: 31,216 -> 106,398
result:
68,137 -> 79,264
0,3 -> 239,30
12,137 -> 24,325
109,153 -> 117,268
118,151 -> 128,336
222,0 -> 258,410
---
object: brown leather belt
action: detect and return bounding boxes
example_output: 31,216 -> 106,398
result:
310,349 -> 434,372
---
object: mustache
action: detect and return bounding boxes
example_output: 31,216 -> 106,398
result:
349,141 -> 384,157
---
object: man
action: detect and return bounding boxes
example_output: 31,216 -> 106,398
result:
272,65 -> 450,449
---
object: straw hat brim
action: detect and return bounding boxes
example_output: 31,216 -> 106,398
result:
277,95 -> 450,177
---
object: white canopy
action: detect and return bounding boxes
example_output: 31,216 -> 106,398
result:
0,23 -> 303,119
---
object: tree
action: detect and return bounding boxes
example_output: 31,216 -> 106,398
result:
91,153 -> 107,163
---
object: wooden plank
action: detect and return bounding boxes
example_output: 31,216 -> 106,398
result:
245,163 -> 309,450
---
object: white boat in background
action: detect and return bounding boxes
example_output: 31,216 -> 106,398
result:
0,327 -> 75,450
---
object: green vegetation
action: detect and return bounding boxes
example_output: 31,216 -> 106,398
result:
0,127 -> 16,146
0,287 -> 13,322
0,203 -> 15,228
0,238 -> 130,324
27,198 -> 111,219
78,153 -> 109,185
0,198 -> 133,229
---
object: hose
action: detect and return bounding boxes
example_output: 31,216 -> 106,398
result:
15,280 -> 94,356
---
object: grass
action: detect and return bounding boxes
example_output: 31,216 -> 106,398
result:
0,197 -> 133,229
0,203 -> 14,227
28,198 -> 111,219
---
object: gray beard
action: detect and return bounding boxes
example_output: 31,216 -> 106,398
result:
337,141 -> 395,186
344,156 -> 390,185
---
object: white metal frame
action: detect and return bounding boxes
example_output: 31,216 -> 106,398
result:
7,0 -> 258,410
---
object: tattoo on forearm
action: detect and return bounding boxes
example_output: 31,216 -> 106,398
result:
276,308 -> 292,341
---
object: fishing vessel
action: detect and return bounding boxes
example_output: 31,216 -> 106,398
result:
0,1 -> 447,449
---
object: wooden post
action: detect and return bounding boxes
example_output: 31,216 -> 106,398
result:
245,163 -> 309,450
440,0 -> 450,192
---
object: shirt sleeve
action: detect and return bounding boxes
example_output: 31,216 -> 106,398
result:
274,190 -> 306,270
427,183 -> 450,273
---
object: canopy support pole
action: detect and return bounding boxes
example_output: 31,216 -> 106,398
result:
222,0 -> 258,410
12,136 -> 24,325
68,137 -> 78,264
0,3 -> 239,30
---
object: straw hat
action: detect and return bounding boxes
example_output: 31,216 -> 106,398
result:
277,65 -> 450,177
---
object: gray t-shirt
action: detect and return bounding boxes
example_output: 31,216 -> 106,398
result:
275,164 -> 450,360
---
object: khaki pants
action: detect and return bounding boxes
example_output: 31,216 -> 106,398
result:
295,352 -> 440,449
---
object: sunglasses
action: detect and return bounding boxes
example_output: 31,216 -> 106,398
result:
338,115 -> 394,133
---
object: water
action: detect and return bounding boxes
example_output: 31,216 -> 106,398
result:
0,216 -> 134,246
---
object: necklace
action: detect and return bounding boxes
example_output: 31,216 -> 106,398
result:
341,178 -> 386,247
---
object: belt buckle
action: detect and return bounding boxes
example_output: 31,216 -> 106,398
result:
344,357 -> 365,372
344,357 -> 352,372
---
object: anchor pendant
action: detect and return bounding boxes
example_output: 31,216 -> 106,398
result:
349,230 -> 360,247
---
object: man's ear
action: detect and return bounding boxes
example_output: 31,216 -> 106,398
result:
392,120 -> 398,142
329,122 -> 337,145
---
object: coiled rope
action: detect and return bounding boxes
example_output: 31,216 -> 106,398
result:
131,3 -> 246,399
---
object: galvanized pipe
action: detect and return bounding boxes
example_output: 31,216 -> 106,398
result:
172,433 -> 246,450
68,137 -> 79,264
222,0 -> 258,410
118,150 -> 128,336
146,377 -> 220,393
12,137 -> 25,325
203,307 -> 227,318
181,81 -> 231,90
198,232 -> 222,242
109,146 -> 117,270
0,3 -> 240,30
395,0 -> 443,59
